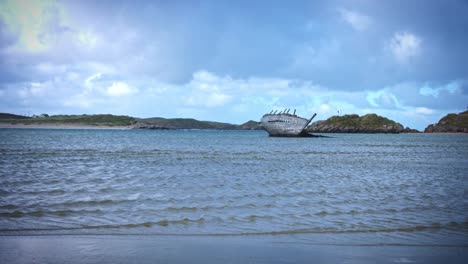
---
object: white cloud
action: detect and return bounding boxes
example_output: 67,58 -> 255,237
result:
184,71 -> 233,107
338,8 -> 371,32
366,90 -> 402,109
185,92 -> 231,107
415,107 -> 434,115
106,82 -> 138,96
16,82 -> 47,98
318,103 -> 332,113
389,32 -> 422,63
419,81 -> 460,97
84,72 -> 102,89
77,30 -> 99,48
2,67 -> 465,130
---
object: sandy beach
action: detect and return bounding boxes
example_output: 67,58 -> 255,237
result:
0,123 -> 131,130
1,234 -> 466,264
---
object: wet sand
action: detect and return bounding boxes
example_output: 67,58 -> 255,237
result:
0,235 -> 466,264
0,123 -> 131,130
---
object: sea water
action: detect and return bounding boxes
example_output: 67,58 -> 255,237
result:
0,129 -> 467,246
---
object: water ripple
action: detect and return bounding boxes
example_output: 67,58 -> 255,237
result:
0,129 -> 467,245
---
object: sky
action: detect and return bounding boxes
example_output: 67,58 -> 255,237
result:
0,0 -> 467,130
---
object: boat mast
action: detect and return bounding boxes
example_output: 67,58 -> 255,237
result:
300,113 -> 317,131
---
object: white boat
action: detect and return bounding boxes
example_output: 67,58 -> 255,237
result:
260,110 -> 317,137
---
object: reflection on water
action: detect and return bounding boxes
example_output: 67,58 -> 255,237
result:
0,129 -> 467,245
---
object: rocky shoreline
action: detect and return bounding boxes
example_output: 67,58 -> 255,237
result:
131,118 -> 263,130
306,114 -> 419,134
424,111 -> 468,133
1,111 -> 467,133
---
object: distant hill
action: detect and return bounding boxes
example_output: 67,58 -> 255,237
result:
0,113 -> 30,120
424,111 -> 468,133
134,117 -> 240,130
307,114 -> 418,134
240,120 -> 263,130
134,117 -> 263,130
0,113 -> 262,130
0,114 -> 136,126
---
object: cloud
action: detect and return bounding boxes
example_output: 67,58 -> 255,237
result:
415,107 -> 434,115
419,81 -> 460,98
183,71 -> 232,107
106,82 -> 138,96
0,0 -> 69,52
1,1 -> 467,130
388,32 -> 422,64
85,73 -> 102,89
338,8 -> 371,31
77,30 -> 99,48
366,90 -> 402,109
1,67 -> 466,130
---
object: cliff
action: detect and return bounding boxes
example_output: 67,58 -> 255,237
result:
307,114 -> 418,134
424,111 -> 468,133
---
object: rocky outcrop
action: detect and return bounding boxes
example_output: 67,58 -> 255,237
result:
307,114 -> 418,134
424,111 -> 468,133
131,121 -> 172,129
240,120 -> 263,130
132,118 -> 240,130
131,118 -> 263,130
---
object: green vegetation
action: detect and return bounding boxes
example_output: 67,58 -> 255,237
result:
0,113 -> 29,120
0,114 -> 136,126
138,117 -> 239,129
324,114 -> 402,129
0,112 -> 252,129
307,113 -> 413,133
425,111 -> 468,133
437,111 -> 468,128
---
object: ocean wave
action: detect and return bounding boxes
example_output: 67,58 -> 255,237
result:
0,209 -> 104,218
16,189 -> 66,196
1,221 -> 466,236
60,199 -> 116,207
0,217 -> 206,231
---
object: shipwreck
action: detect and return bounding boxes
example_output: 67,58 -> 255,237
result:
260,109 -> 317,137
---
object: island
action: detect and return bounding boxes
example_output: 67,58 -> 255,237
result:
0,113 -> 263,130
3,111 -> 467,134
424,111 -> 468,133
306,114 -> 419,134
0,114 -> 135,129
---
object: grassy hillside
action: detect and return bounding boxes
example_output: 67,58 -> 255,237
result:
424,111 -> 468,133
0,114 -> 136,126
436,111 -> 468,128
138,117 -> 240,129
307,113 -> 411,133
324,114 -> 402,129
0,113 -> 30,120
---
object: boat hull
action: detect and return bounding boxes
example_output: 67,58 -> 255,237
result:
260,114 -> 310,137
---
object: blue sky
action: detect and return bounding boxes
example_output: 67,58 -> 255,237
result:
0,0 -> 467,130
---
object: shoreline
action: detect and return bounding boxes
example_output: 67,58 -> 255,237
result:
0,234 -> 466,264
0,123 -> 466,134
0,123 -> 131,130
